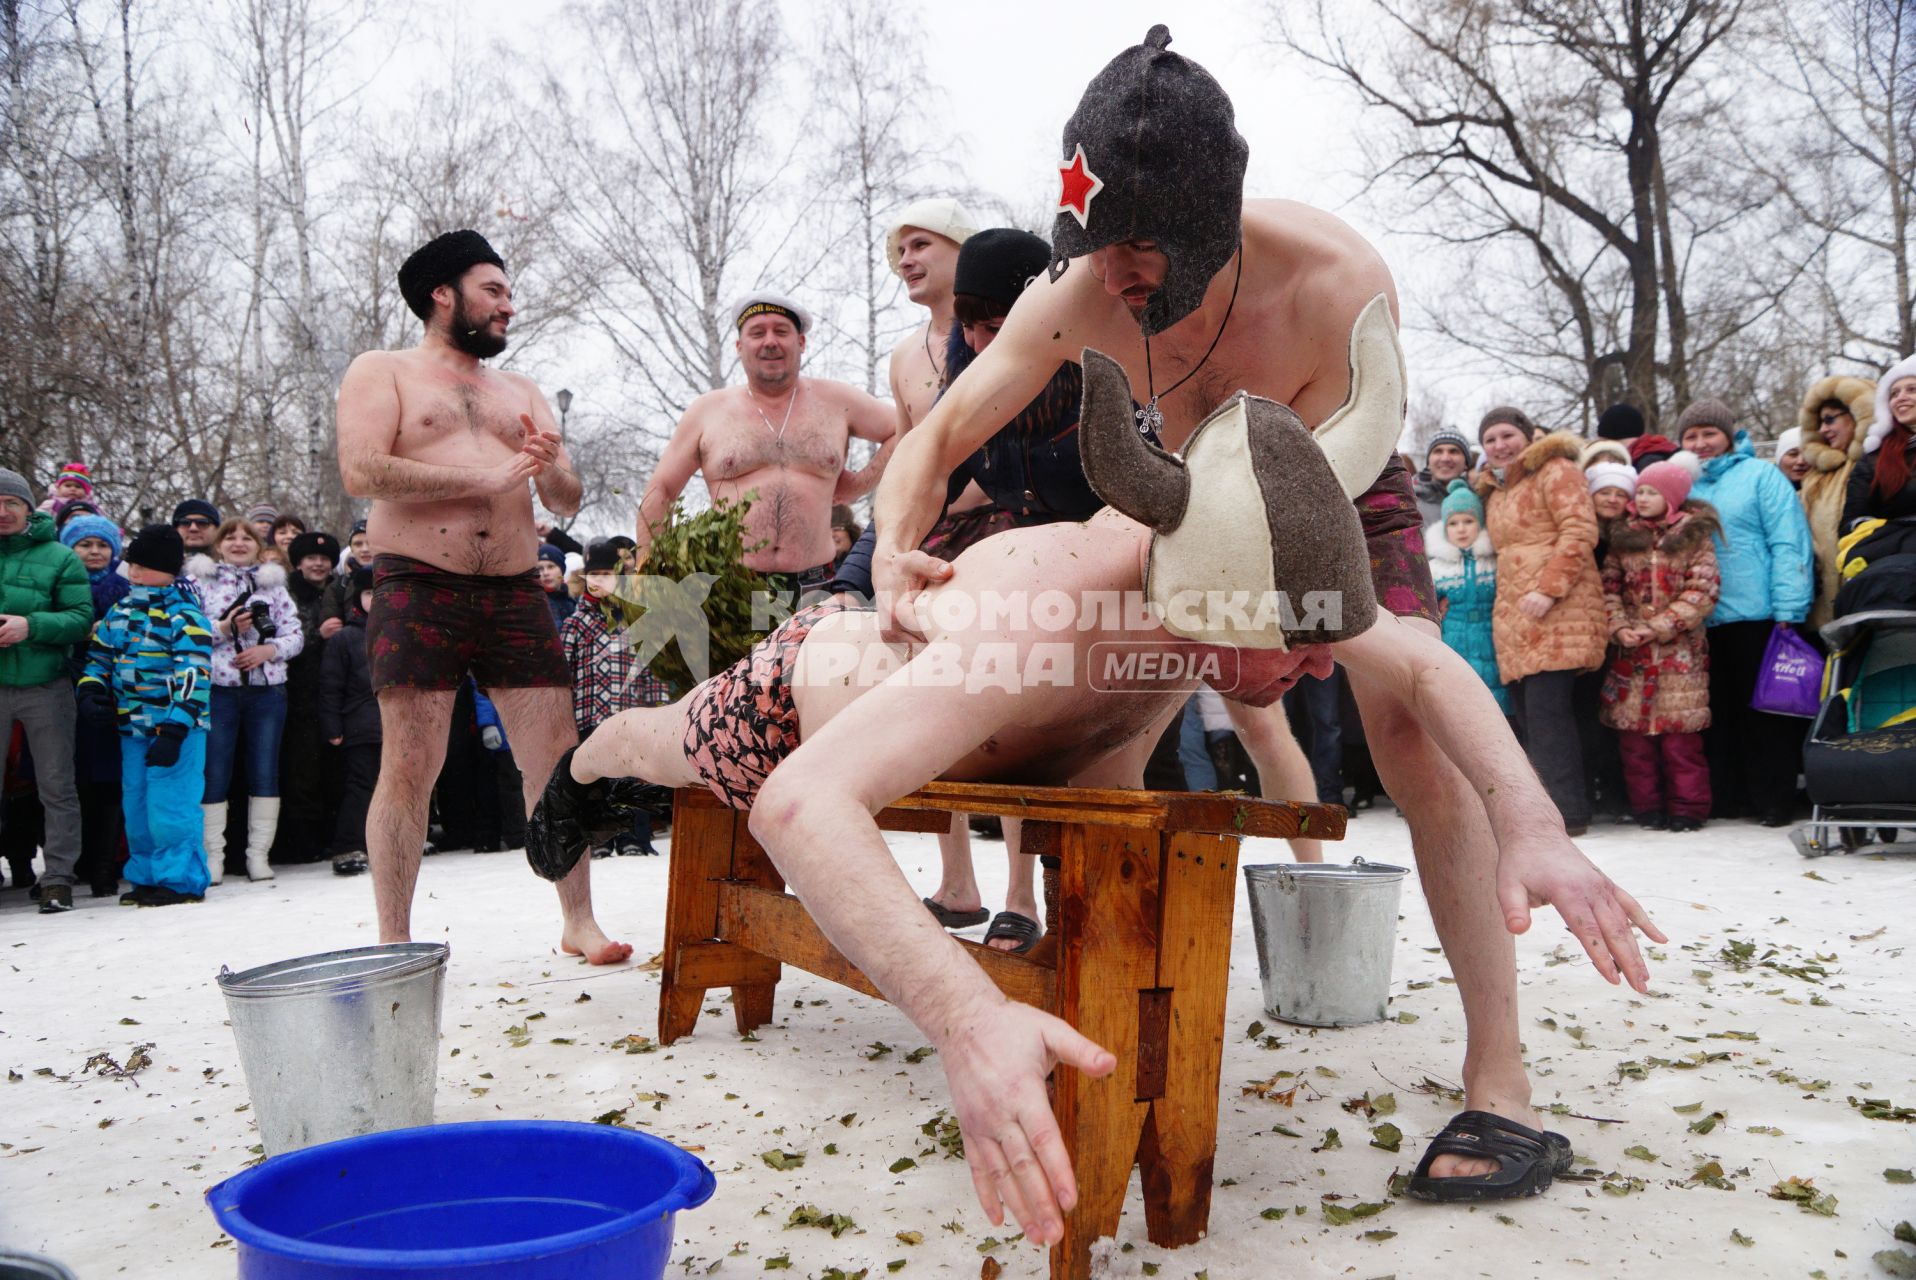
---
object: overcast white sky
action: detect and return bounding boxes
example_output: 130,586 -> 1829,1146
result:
403,0 -> 1469,505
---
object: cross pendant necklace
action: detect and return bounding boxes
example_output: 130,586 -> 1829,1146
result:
1136,246 -> 1243,437
751,379 -> 800,443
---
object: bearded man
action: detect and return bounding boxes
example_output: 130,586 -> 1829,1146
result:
334,229 -> 629,964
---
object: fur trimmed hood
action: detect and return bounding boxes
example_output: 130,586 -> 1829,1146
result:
1870,355 -> 1916,454
187,554 -> 286,589
1798,374 -> 1875,469
1474,430 -> 1583,496
1423,521 -> 1494,567
1604,500 -> 1722,555
1579,438 -> 1632,470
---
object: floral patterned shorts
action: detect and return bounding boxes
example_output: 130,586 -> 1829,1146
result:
681,602 -> 851,809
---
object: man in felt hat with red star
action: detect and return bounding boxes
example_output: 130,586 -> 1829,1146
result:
870,24 -> 1664,1219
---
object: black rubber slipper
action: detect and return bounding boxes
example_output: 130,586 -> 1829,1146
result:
982,910 -> 1044,955
1403,1110 -> 1573,1202
923,897 -> 990,930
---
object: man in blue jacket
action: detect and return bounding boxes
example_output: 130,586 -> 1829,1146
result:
1679,400 -> 1815,826
0,468 -> 94,913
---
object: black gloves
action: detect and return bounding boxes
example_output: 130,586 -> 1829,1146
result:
146,724 -> 187,769
76,681 -> 116,725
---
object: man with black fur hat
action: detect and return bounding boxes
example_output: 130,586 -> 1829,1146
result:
334,228 -> 628,965
635,291 -> 896,602
871,25 -> 1664,1201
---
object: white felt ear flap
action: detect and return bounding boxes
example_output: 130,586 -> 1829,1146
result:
1311,294 -> 1407,498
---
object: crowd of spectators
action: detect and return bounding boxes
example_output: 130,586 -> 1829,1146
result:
3,358 -> 1913,906
0,474 -> 668,911
1169,364 -> 1916,837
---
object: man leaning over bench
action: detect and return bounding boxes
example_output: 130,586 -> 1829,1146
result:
524,317 -> 1665,1249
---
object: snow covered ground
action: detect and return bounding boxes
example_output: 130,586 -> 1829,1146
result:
3,810 -> 1913,1279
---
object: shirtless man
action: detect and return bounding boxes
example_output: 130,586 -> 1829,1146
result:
530,349 -> 1662,1244
875,200 -> 1042,943
886,198 -> 977,434
635,294 -> 895,600
871,27 -> 1662,1194
335,229 -> 629,965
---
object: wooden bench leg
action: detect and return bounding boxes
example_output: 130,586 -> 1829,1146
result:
727,824 -> 784,1035
658,796 -> 736,1045
1049,824 -> 1158,1280
1138,831 -> 1239,1247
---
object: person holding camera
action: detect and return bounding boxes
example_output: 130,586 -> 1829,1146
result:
189,518 -> 304,884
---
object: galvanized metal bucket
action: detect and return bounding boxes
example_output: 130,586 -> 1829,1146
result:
1244,859 -> 1409,1027
218,942 -> 449,1157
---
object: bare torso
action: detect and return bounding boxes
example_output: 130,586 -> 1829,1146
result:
1027,199 -> 1396,444
792,512 -> 1323,784
361,349 -> 546,576
890,320 -> 991,514
686,380 -> 852,573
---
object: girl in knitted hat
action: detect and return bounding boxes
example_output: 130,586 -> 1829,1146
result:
1425,479 -> 1509,714
39,462 -> 93,513
60,514 -> 131,896
1598,454 -> 1721,831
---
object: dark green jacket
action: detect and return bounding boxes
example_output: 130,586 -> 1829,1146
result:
0,510 -> 94,688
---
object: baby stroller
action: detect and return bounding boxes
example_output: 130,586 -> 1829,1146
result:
1792,608 -> 1916,857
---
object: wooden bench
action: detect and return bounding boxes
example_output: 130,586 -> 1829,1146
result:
657,781 -> 1346,1280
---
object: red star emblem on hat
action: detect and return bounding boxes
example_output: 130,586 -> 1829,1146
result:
1058,143 -> 1104,229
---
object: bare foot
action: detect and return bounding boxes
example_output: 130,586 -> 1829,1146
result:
927,890 -> 984,916
1425,1086 -> 1540,1180
561,921 -> 634,966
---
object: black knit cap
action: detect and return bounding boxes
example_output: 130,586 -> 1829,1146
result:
287,531 -> 341,566
397,230 -> 504,321
1596,403 -> 1646,440
584,541 -> 623,573
171,498 -> 219,526
1049,26 -> 1248,336
125,523 -> 185,576
954,229 -> 1052,314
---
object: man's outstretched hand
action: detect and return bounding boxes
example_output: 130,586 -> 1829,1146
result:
937,998 -> 1115,1246
1496,834 -> 1668,993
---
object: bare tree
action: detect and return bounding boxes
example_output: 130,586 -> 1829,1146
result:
221,0 -> 382,529
535,0 -> 793,432
1274,0 -> 1788,430
1746,0 -> 1915,366
804,0 -> 945,397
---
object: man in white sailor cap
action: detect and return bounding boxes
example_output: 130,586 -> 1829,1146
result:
635,291 -> 896,598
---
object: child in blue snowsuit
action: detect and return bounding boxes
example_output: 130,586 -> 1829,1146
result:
75,525 -> 214,905
1424,478 -> 1511,714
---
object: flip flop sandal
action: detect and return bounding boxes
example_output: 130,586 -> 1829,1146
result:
923,897 -> 990,930
1403,1110 -> 1574,1202
982,910 -> 1044,955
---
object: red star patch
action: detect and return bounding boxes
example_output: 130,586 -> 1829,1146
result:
1057,143 -> 1104,228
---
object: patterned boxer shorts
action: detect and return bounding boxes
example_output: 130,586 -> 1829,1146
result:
1355,457 -> 1440,625
367,553 -> 569,693
681,602 -> 852,809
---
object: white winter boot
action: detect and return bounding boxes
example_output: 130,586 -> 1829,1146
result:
246,797 -> 279,881
202,801 -> 228,886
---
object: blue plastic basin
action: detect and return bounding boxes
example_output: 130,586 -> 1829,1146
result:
206,1120 -> 716,1279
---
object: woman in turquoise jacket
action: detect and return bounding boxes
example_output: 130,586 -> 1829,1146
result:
1677,401 -> 1815,826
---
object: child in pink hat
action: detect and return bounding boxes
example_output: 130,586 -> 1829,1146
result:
1598,452 -> 1721,832
40,462 -> 93,513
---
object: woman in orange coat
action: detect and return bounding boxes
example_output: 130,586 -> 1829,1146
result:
1475,408 -> 1609,835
